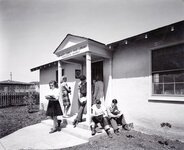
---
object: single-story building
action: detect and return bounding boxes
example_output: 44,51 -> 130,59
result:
0,80 -> 33,93
31,20 -> 184,141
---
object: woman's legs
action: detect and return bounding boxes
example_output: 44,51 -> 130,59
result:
49,116 -> 58,133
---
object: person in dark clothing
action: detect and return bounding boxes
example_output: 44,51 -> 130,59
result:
73,75 -> 87,127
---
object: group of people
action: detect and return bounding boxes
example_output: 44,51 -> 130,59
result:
45,75 -> 133,138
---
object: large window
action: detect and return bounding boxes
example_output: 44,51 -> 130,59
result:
152,43 -> 184,96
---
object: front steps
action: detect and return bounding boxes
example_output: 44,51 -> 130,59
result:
41,114 -> 106,141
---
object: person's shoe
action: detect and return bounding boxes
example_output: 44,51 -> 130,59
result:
106,129 -> 113,138
49,128 -> 57,134
90,126 -> 96,136
114,129 -> 120,135
73,120 -> 78,128
57,120 -> 61,127
129,123 -> 134,129
123,124 -> 131,131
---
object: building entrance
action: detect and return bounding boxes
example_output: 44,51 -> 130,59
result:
92,61 -> 103,81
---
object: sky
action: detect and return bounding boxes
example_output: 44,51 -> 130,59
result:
0,0 -> 184,82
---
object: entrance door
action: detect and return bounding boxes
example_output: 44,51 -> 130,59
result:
92,61 -> 103,81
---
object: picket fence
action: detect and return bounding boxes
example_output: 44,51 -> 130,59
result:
0,92 -> 39,108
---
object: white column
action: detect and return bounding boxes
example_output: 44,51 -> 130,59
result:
109,58 -> 113,105
58,60 -> 62,105
86,52 -> 92,124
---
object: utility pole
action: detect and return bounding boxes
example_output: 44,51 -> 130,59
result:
10,72 -> 12,81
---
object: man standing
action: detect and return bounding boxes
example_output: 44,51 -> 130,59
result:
73,75 -> 87,127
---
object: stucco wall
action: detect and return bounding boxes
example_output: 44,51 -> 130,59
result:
111,30 -> 184,141
39,62 -> 82,115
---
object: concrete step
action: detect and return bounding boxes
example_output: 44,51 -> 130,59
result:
58,114 -> 90,130
41,119 -> 92,141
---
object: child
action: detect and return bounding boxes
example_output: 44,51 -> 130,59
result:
45,80 -> 63,133
61,76 -> 71,117
107,99 -> 133,135
90,99 -> 113,138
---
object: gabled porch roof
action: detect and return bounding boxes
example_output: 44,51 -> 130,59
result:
53,34 -> 112,62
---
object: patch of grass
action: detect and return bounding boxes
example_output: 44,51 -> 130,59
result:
0,105 -> 47,138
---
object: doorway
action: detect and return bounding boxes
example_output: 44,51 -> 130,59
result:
92,61 -> 103,81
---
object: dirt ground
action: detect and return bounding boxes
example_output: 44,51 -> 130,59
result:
64,129 -> 184,150
0,106 -> 184,150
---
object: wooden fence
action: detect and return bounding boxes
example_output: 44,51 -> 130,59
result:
0,92 -> 39,108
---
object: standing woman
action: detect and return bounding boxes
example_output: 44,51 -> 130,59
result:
93,75 -> 105,106
45,80 -> 63,133
61,76 -> 71,117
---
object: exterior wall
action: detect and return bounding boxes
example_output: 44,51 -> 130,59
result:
39,62 -> 82,115
63,63 -> 82,115
39,64 -> 58,110
103,58 -> 112,105
111,29 -> 184,141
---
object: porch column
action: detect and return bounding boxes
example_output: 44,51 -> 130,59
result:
58,60 -> 62,104
86,52 -> 92,124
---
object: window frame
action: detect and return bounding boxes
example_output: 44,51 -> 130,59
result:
150,41 -> 184,101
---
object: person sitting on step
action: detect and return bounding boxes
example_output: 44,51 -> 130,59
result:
90,99 -> 113,138
107,99 -> 133,135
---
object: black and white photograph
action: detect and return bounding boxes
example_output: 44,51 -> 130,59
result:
0,0 -> 184,149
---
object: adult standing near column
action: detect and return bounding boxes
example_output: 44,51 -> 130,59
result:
93,75 -> 105,106
73,75 -> 87,127
60,76 -> 71,117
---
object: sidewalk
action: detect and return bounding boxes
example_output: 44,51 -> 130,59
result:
0,122 -> 88,150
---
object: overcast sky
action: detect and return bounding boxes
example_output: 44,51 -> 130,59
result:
0,0 -> 184,82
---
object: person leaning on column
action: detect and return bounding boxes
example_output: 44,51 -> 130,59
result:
73,75 -> 87,127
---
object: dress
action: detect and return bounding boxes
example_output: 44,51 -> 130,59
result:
93,81 -> 105,105
61,82 -> 71,106
46,88 -> 63,117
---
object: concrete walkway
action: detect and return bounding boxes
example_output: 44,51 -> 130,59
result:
0,122 -> 88,150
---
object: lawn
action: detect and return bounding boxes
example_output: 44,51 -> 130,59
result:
0,105 -> 47,138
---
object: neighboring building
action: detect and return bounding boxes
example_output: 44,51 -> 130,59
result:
30,81 -> 40,93
31,20 -> 184,141
0,80 -> 33,93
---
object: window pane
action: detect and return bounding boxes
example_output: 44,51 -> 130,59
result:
153,74 -> 164,83
175,83 -> 184,95
164,74 -> 174,83
153,83 -> 163,94
164,83 -> 174,94
152,44 -> 184,72
175,72 -> 184,82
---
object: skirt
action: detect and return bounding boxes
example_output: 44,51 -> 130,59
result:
46,100 -> 63,117
62,93 -> 70,107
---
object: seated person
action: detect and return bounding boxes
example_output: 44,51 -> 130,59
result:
107,99 -> 133,135
90,99 -> 113,138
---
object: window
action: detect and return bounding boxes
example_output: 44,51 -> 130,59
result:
152,43 -> 184,96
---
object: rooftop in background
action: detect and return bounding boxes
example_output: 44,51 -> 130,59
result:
0,80 -> 33,85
